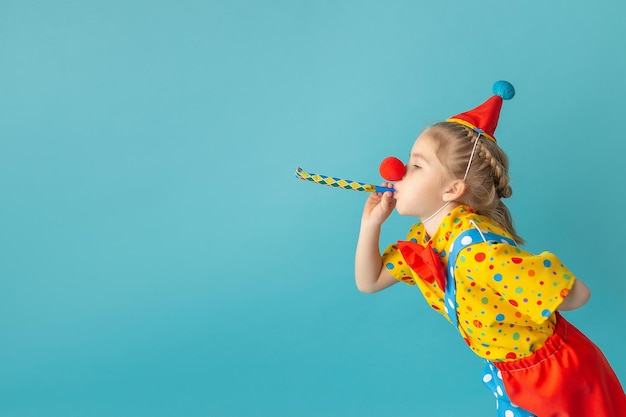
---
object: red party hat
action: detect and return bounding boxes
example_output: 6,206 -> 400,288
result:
447,81 -> 515,142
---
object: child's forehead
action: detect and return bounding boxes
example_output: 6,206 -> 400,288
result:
410,132 -> 437,155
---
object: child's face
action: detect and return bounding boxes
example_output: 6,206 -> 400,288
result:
393,132 -> 451,219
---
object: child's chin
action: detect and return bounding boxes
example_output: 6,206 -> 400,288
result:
394,206 -> 409,216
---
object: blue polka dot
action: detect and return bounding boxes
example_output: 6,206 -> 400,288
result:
543,259 -> 552,268
440,250 -> 446,258
495,314 -> 505,321
410,238 -> 417,243
493,273 -> 503,282
541,309 -> 551,317
386,263 -> 395,270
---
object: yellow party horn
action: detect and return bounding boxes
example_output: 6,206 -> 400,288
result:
295,167 -> 394,193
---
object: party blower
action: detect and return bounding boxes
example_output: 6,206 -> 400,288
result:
295,157 -> 406,193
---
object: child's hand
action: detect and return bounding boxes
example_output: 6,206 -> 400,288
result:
361,182 -> 395,226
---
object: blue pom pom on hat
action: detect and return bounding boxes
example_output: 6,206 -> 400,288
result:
493,80 -> 515,100
447,80 -> 515,142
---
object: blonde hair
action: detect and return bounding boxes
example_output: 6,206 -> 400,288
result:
426,121 -> 524,244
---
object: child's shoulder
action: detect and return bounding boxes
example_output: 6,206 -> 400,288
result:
458,210 -> 513,240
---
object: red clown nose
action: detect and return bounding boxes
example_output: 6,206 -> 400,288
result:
379,156 -> 405,181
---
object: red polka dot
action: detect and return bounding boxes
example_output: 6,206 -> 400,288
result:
431,304 -> 440,310
509,299 -> 518,307
528,270 -> 535,276
506,352 -> 517,360
473,320 -> 483,328
486,351 -> 491,355
560,288 -> 570,298
537,300 -> 542,305
511,257 -> 523,264
475,252 -> 486,262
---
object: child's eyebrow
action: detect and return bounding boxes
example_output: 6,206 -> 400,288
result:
410,152 -> 428,161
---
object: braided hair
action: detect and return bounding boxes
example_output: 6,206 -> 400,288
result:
426,121 -> 524,244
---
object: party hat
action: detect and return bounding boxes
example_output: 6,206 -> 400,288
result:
447,80 -> 515,142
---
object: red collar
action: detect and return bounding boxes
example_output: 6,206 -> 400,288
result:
397,241 -> 446,290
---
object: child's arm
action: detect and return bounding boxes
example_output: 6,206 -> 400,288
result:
355,187 -> 399,293
558,279 -> 591,311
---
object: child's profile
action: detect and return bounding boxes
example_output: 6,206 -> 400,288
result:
354,81 -> 626,416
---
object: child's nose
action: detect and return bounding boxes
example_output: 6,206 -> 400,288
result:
379,156 -> 406,181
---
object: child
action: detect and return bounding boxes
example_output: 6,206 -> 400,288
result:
354,81 -> 626,416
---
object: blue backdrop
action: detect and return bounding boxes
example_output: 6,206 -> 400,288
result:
1,1 -> 624,416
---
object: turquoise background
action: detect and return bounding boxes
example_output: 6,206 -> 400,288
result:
1,1 -> 625,416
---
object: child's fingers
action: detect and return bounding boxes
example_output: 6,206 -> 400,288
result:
377,185 -> 396,212
382,192 -> 396,209
381,182 -> 395,197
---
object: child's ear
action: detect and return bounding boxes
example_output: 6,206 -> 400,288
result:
443,179 -> 466,202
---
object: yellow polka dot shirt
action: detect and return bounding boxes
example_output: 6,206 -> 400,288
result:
382,205 -> 576,362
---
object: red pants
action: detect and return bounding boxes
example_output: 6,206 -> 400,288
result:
495,313 -> 626,416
